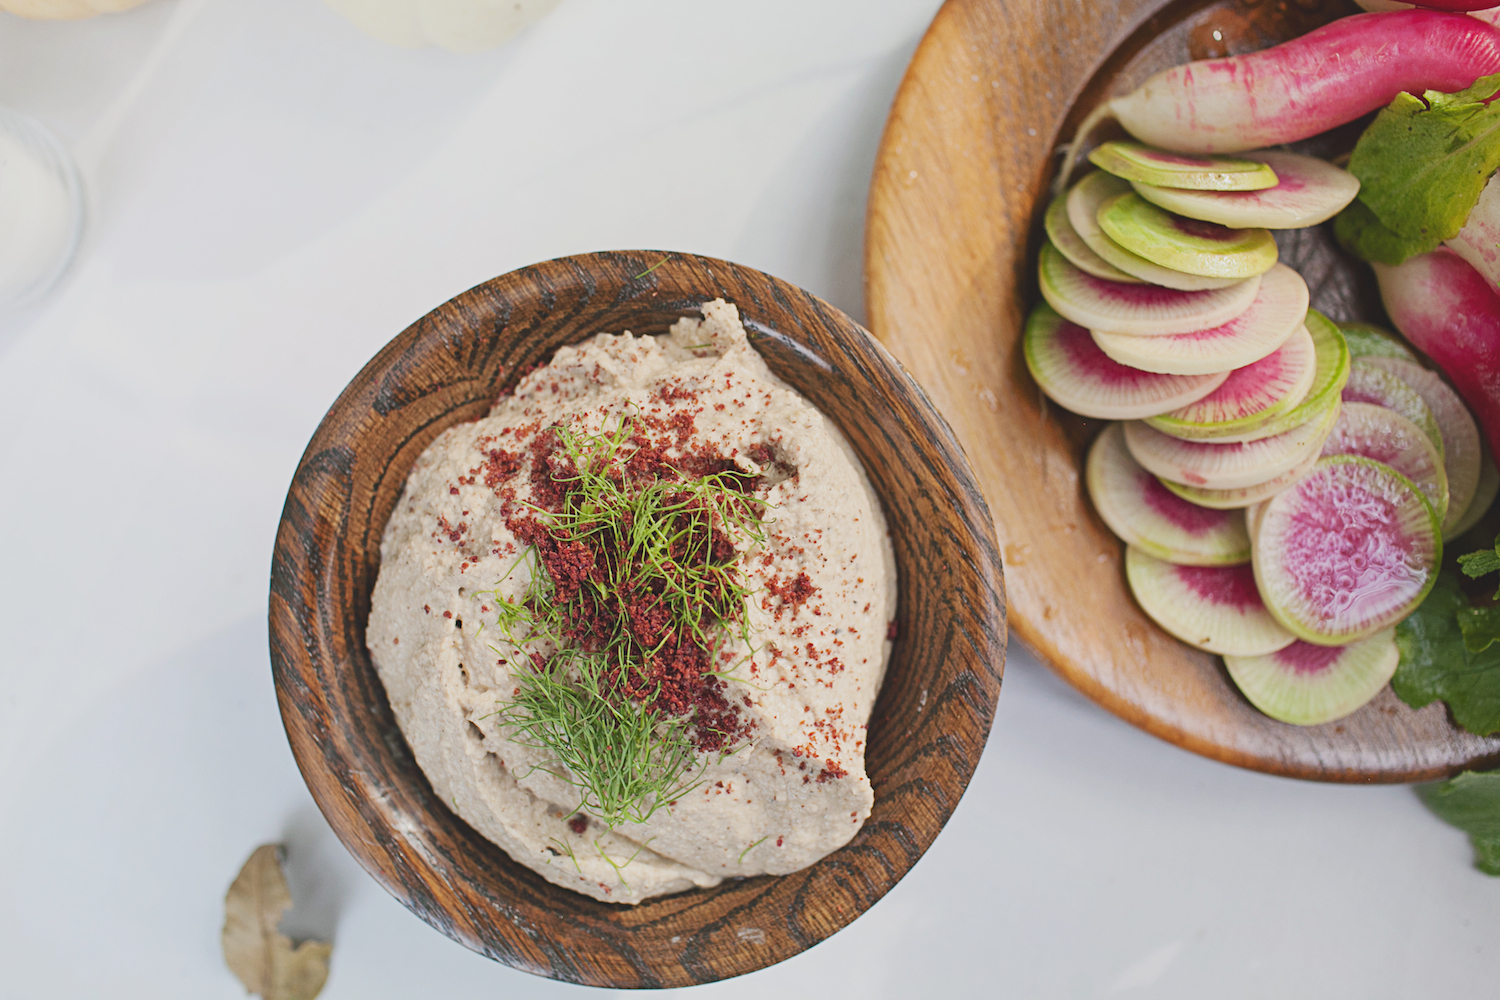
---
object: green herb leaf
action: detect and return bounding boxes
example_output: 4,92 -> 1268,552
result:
1417,770 -> 1500,876
1458,548 -> 1500,580
1458,605 -> 1500,653
1336,73 -> 1500,265
1393,573 -> 1500,735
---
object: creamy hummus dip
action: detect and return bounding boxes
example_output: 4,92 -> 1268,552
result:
368,300 -> 896,903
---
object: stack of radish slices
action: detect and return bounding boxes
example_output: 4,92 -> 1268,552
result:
1029,144 -> 1496,727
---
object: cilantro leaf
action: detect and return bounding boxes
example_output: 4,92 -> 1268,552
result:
1458,548 -> 1500,580
1392,572 -> 1500,735
1417,770 -> 1500,876
1336,73 -> 1500,265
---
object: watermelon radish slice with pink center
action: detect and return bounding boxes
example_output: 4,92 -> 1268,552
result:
1024,303 -> 1229,419
1339,321 -> 1419,363
1098,192 -> 1279,279
1065,172 -> 1245,291
1145,324 -> 1316,439
1039,242 -> 1261,337
1321,401 -> 1450,526
1203,309 -> 1350,444
1164,447 -> 1321,510
1129,151 -> 1360,230
1124,401 -> 1338,490
1341,361 -> 1444,459
1450,447 -> 1500,540
1360,356 -> 1482,536
1087,422 -> 1251,564
1088,141 -> 1279,190
1125,547 -> 1296,655
1252,456 -> 1441,646
1224,629 -> 1399,726
1045,193 -> 1141,283
1090,263 -> 1309,375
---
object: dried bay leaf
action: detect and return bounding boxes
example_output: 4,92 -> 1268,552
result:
222,844 -> 332,1000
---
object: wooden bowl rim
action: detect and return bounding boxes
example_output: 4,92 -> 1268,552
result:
268,250 -> 1007,986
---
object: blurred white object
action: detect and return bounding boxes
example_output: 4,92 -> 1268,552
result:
321,0 -> 562,52
0,0 -> 151,18
0,110 -> 82,307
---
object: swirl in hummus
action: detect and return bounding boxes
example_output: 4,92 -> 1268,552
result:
367,299 -> 896,903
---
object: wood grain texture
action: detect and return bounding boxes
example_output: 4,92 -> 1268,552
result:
268,252 -> 1006,987
865,0 -> 1500,781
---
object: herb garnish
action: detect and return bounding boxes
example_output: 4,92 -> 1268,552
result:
478,419 -> 768,828
1418,770 -> 1500,876
1336,73 -> 1500,265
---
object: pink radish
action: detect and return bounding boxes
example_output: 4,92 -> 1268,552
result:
1450,447 -> 1500,536
1342,361 -> 1444,456
1090,264 -> 1308,375
1356,1 -> 1500,12
1164,448 -> 1321,510
1445,172 -> 1500,292
1124,402 -> 1338,490
1253,456 -> 1442,645
1023,303 -> 1229,419
1038,242 -> 1260,336
1087,423 -> 1252,564
1373,248 -> 1500,465
1104,11 -> 1500,154
1066,172 -> 1243,290
1321,401 -> 1451,524
1146,325 -> 1316,440
1224,631 -> 1400,726
1045,194 -> 1140,283
1125,548 -> 1296,656
1131,152 -> 1362,230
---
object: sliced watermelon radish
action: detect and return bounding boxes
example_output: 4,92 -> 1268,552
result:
1450,448 -> 1499,539
1087,423 -> 1251,564
1098,192 -> 1279,279
1359,357 -> 1482,536
1224,629 -> 1400,726
1246,499 -> 1270,542
1124,401 -> 1338,491
1164,447 -> 1322,509
1038,241 -> 1262,336
1045,192 -> 1141,283
1066,171 -> 1244,291
1342,360 -> 1444,459
1130,151 -> 1360,229
1023,303 -> 1230,419
1089,263 -> 1309,375
1253,456 -> 1441,645
1088,141 -> 1279,190
1144,324 -> 1316,440
1339,321 -> 1419,363
1322,401 -> 1450,526
1125,547 -> 1296,655
1206,309 -> 1351,444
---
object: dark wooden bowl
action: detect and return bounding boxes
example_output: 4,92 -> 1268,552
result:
268,252 -> 1005,987
865,0 -> 1500,781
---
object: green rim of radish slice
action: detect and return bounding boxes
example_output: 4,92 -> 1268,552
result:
1342,360 -> 1444,460
1203,309 -> 1350,444
1088,141 -> 1279,191
1449,447 -> 1499,540
1224,629 -> 1399,726
1066,172 -> 1244,291
1338,321 -> 1419,363
1322,402 -> 1450,527
1359,357 -> 1482,537
1098,193 -> 1279,279
1023,303 -> 1229,419
1253,456 -> 1441,646
1125,547 -> 1295,656
1129,151 -> 1360,230
1090,263 -> 1308,376
1087,423 -> 1251,565
1044,192 -> 1140,283
1037,241 -> 1261,336
1144,324 -> 1316,440
1124,400 -> 1338,491
1163,446 -> 1322,510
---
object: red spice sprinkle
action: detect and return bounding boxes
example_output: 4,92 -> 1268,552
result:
443,610 -> 453,619
450,487 -> 459,495
567,814 -> 588,835
816,761 -> 848,783
776,837 -> 784,847
886,621 -> 899,641
765,571 -> 817,615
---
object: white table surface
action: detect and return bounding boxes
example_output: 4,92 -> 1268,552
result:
0,1 -> 1494,996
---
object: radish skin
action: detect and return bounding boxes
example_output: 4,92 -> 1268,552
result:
1110,11 -> 1500,153
1357,0 -> 1500,13
1446,172 -> 1500,292
1374,249 -> 1500,464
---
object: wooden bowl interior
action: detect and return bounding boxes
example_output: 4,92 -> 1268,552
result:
269,251 -> 1005,987
864,0 -> 1500,780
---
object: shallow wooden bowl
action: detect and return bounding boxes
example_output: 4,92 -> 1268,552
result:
865,0 -> 1500,780
268,251 -> 1005,987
